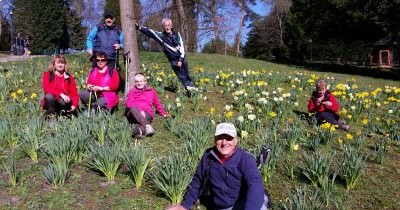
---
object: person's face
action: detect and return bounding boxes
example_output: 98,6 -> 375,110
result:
215,134 -> 238,158
317,86 -> 326,97
163,20 -> 173,34
54,58 -> 66,72
95,56 -> 107,69
105,17 -> 114,27
134,75 -> 147,89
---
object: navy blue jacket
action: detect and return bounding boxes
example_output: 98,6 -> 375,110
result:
87,23 -> 123,61
181,147 -> 265,210
139,26 -> 185,63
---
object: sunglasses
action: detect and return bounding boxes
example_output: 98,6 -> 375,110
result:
96,58 -> 106,63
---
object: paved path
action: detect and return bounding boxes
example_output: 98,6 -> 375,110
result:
0,55 -> 45,63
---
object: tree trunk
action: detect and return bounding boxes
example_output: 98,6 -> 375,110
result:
236,0 -> 245,57
0,2 -> 2,38
175,0 -> 188,50
120,0 -> 141,97
211,0 -> 219,40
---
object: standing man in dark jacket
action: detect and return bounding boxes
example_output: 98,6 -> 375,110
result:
135,18 -> 198,93
87,12 -> 124,70
168,123 -> 269,210
15,33 -> 25,56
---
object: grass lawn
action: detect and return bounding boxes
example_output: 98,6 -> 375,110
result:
0,51 -> 399,209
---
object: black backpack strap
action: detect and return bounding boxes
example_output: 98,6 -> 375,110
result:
49,72 -> 71,85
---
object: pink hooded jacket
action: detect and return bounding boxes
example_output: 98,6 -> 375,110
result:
125,86 -> 167,117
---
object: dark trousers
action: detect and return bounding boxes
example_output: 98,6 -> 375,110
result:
43,93 -> 76,116
126,107 -> 153,135
317,112 -> 346,130
79,90 -> 108,109
171,59 -> 195,89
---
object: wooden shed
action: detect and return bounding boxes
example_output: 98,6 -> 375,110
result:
368,39 -> 399,68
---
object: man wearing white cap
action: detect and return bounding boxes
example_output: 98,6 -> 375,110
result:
168,123 -> 268,210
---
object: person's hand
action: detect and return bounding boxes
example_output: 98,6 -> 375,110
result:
322,101 -> 332,107
177,61 -> 182,67
113,44 -> 121,50
166,204 -> 186,210
87,84 -> 94,91
60,94 -> 70,103
70,105 -> 76,111
88,49 -> 93,57
164,114 -> 175,118
92,86 -> 104,92
134,20 -> 140,30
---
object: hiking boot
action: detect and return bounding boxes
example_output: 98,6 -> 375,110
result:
133,125 -> 144,138
145,124 -> 155,136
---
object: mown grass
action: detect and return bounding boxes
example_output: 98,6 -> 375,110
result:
0,51 -> 399,209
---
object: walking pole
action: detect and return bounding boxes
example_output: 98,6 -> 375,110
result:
124,51 -> 130,98
115,49 -> 119,71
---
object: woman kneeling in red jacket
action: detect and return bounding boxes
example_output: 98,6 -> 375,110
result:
308,79 -> 349,131
41,55 -> 79,117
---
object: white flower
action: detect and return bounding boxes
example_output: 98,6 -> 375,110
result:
237,116 -> 244,122
351,106 -> 356,110
175,97 -> 181,103
245,103 -> 254,110
225,105 -> 233,111
176,102 -> 181,107
278,97 -> 283,101
248,114 -> 257,121
273,97 -> 278,102
234,96 -> 239,101
272,91 -> 277,94
294,102 -> 299,106
241,130 -> 248,138
388,110 -> 393,114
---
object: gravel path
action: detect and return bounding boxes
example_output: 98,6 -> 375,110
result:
0,55 -> 45,63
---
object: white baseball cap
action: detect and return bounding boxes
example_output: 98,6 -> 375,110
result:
215,123 -> 237,137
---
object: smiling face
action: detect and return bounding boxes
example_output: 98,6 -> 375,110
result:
105,17 -> 114,27
215,134 -> 238,159
54,58 -> 66,73
134,74 -> 147,90
162,19 -> 173,34
95,55 -> 107,69
316,80 -> 327,97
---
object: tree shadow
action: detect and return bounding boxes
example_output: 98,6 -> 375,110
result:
273,60 -> 400,81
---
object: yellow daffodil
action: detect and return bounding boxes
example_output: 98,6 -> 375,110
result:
11,92 -> 17,100
225,111 -> 234,118
293,144 -> 299,151
17,89 -> 23,95
30,93 -> 37,99
346,133 -> 353,140
210,107 -> 215,115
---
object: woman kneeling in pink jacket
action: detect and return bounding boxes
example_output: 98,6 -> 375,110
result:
125,73 -> 168,137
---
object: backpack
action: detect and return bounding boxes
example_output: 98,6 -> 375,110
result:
49,72 -> 71,85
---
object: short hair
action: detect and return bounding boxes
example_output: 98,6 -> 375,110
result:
47,54 -> 68,73
95,51 -> 108,60
316,79 -> 327,90
161,18 -> 172,26
134,73 -> 147,81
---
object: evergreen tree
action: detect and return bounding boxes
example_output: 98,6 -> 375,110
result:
12,0 -> 85,54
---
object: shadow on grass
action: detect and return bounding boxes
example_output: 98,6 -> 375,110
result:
273,61 -> 400,81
